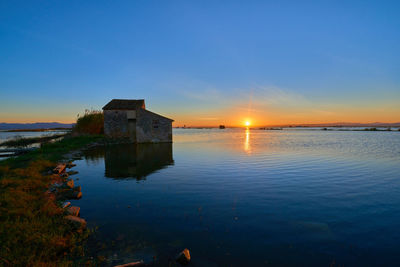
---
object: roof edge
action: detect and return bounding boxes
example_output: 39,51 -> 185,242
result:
140,109 -> 174,122
102,99 -> 145,110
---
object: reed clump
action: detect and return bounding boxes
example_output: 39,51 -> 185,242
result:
73,110 -> 104,135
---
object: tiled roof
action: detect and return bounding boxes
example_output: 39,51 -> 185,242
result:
102,99 -> 145,110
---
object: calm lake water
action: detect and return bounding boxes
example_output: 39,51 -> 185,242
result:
70,129 -> 400,266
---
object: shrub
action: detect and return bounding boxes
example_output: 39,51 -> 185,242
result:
73,110 -> 104,135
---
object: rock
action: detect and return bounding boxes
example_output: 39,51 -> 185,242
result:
176,248 -> 191,265
73,186 -> 81,192
67,170 -> 79,176
67,206 -> 80,216
53,179 -> 74,190
53,163 -> 67,174
113,261 -> 144,267
65,215 -> 86,229
56,189 -> 82,200
67,162 -> 77,168
62,202 -> 71,208
74,191 -> 82,199
50,174 -> 63,182
61,172 -> 69,179
65,179 -> 74,189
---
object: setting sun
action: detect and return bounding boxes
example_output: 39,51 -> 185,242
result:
245,121 -> 251,127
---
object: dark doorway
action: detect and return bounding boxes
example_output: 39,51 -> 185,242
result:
127,119 -> 136,142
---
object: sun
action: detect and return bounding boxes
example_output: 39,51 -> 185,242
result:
245,121 -> 251,127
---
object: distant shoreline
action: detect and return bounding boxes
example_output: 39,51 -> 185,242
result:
174,123 -> 400,129
1,128 -> 72,132
173,126 -> 400,131
0,122 -> 74,131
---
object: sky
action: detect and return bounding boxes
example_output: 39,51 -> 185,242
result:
0,0 -> 399,126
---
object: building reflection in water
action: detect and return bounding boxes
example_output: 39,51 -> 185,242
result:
244,128 -> 251,154
84,143 -> 174,180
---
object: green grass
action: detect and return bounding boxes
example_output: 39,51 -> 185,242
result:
0,134 -> 103,266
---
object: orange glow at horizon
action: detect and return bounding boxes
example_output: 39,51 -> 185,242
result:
2,98 -> 400,126
169,102 -> 400,127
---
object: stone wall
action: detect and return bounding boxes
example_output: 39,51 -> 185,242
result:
136,109 -> 172,143
103,110 -> 129,138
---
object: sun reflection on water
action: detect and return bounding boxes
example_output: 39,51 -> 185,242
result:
244,128 -> 251,154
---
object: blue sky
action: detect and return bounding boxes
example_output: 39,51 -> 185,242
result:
0,1 -> 399,125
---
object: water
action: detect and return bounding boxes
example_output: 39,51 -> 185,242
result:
0,130 -> 68,143
70,129 -> 400,266
0,130 -> 68,159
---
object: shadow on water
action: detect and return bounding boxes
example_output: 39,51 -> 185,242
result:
84,143 -> 174,180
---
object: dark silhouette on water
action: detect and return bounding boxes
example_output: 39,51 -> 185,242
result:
84,143 -> 173,180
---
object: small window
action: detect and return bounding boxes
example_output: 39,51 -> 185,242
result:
153,119 -> 159,129
127,110 -> 136,119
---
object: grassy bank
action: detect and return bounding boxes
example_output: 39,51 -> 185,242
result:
0,134 -> 103,266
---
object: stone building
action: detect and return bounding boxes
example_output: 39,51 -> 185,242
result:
102,99 -> 173,143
